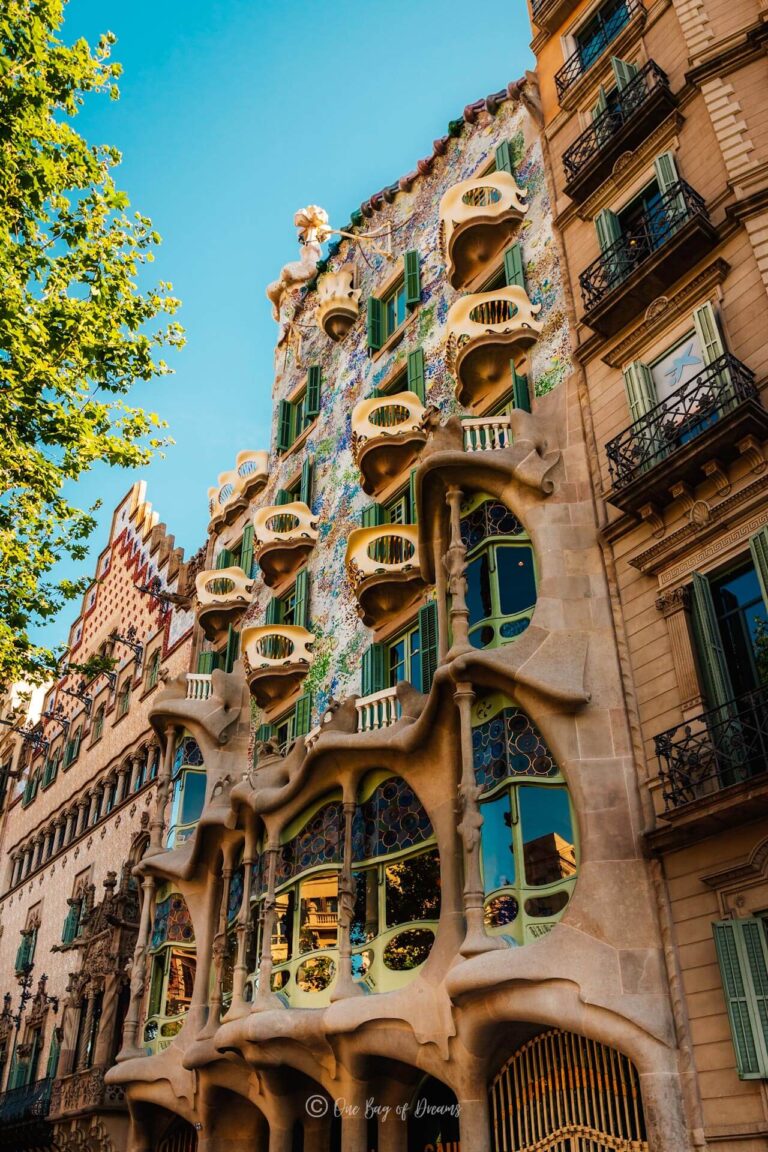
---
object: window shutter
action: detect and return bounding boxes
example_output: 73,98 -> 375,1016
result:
653,150 -> 680,195
294,568 -> 310,630
294,692 -> 312,737
197,651 -> 215,675
62,902 -> 80,944
713,918 -> 768,1078
418,601 -> 439,694
623,362 -> 658,424
255,723 -> 273,744
300,456 -> 314,508
408,468 -> 419,524
216,548 -> 234,570
693,302 -> 726,367
240,524 -> 255,579
224,625 -> 240,673
407,347 -> 426,403
306,366 -> 322,420
595,209 -> 621,252
275,488 -> 292,506
495,140 -> 514,175
367,297 -> 383,351
265,596 -> 280,626
277,399 -> 293,453
45,1028 -> 61,1080
748,527 -> 768,611
404,250 -> 421,308
592,86 -> 608,118
691,572 -> 735,710
511,367 -> 531,413
611,56 -> 638,89
361,504 -> 387,529
503,243 -> 526,290
361,643 -> 387,696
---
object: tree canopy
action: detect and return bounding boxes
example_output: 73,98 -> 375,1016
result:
0,0 -> 184,687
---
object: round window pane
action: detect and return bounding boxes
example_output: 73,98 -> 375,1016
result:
296,956 -> 336,992
382,928 -> 435,971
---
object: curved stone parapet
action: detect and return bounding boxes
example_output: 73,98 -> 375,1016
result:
439,170 -> 528,288
315,267 -> 361,341
241,625 -> 315,707
345,524 -> 426,628
253,502 -> 318,588
351,391 -> 427,495
446,285 -> 542,409
234,449 -> 270,500
194,566 -> 252,642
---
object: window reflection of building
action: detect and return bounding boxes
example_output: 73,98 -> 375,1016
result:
144,890 -> 196,1053
461,495 -> 537,650
167,734 -> 206,849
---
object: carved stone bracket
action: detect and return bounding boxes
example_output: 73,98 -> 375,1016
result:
701,459 -> 731,497
639,502 -> 665,539
668,482 -> 696,515
738,434 -> 766,475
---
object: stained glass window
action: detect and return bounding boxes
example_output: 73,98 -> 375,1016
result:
460,500 -> 526,552
173,736 -> 204,774
227,867 -> 244,924
352,777 -> 434,862
276,802 -> 343,885
150,894 -> 195,950
472,707 -> 557,793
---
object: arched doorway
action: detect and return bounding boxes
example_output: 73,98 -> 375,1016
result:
489,1029 -> 648,1151
158,1116 -> 198,1152
408,1075 -> 460,1152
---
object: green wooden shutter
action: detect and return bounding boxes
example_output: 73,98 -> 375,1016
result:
404,250 -> 421,308
692,572 -> 735,710
623,362 -> 658,423
255,723 -> 273,744
418,601 -> 439,694
300,456 -> 314,508
294,568 -> 309,629
361,643 -> 387,696
62,902 -> 80,944
45,1028 -> 61,1080
294,692 -> 312,737
595,209 -> 621,252
265,596 -> 280,626
367,297 -> 383,351
277,399 -> 293,453
713,918 -> 768,1078
503,243 -> 525,290
611,57 -> 638,89
275,487 -> 292,506
361,504 -> 387,528
224,625 -> 240,673
693,302 -> 726,367
197,651 -> 215,674
240,524 -> 254,579
512,367 -> 531,413
748,527 -> 768,611
216,548 -> 234,570
592,86 -> 608,118
407,347 -> 426,403
306,366 -> 322,420
495,140 -> 514,175
654,150 -> 680,195
408,469 -> 418,524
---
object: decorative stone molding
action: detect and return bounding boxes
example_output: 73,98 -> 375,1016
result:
438,171 -> 528,288
345,525 -> 426,628
701,77 -> 754,181
315,267 -> 361,341
578,114 -> 683,223
50,1065 -> 125,1119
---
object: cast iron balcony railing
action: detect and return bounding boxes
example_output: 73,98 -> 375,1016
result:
555,0 -> 643,99
0,1077 -> 53,1123
606,355 -> 757,490
563,62 -> 673,192
656,683 -> 768,811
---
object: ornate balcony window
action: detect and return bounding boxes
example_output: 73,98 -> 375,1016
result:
195,566 -> 252,642
241,625 -> 315,707
351,392 -> 427,496
555,0 -> 644,102
438,171 -> 528,289
253,502 -> 318,589
580,181 -> 717,336
315,267 -> 361,341
562,62 -> 676,202
605,355 -> 766,512
234,450 -> 269,500
446,286 -> 542,410
346,525 -> 426,629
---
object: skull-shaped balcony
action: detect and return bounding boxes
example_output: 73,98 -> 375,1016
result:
345,525 -> 425,628
253,502 -> 319,589
208,469 -> 245,529
315,267 -> 361,341
234,449 -> 269,500
241,625 -> 315,707
195,567 -> 252,643
439,172 -> 528,289
447,286 -> 542,410
351,392 -> 427,496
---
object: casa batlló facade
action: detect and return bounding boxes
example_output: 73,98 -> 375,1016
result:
1,40 -> 767,1152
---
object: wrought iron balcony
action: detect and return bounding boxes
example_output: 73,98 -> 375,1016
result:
562,62 -> 676,201
580,181 -> 717,336
656,683 -> 768,813
605,355 -> 767,511
438,171 -> 528,288
0,1077 -> 52,1124
555,0 -> 644,101
352,392 -> 427,496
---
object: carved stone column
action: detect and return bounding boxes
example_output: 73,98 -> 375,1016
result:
10,854 -> 20,888
253,843 -> 284,1010
148,740 -> 160,780
147,726 -> 179,856
445,485 -> 471,659
656,586 -> 705,717
32,836 -> 43,871
117,763 -> 131,803
202,848 -> 234,1038
455,681 -> 503,957
331,798 -> 363,1002
75,992 -> 96,1071
52,818 -> 64,855
76,796 -> 89,837
129,754 -> 143,795
229,826 -> 256,1018
116,872 -> 155,1062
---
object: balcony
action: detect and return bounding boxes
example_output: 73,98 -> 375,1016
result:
185,673 -> 212,701
439,171 -> 528,289
446,287 -> 542,410
563,63 -> 676,202
253,502 -> 318,588
532,0 -> 585,34
0,1078 -> 52,1143
315,267 -> 361,341
49,1066 -> 124,1118
234,450 -> 269,500
241,625 -> 315,707
555,0 -> 644,103
653,684 -> 768,842
208,469 -> 246,528
352,392 -> 427,496
462,414 -> 513,452
355,687 -> 402,732
346,526 -> 426,628
195,566 -> 252,641
143,1014 -> 184,1057
579,182 -> 717,337
605,355 -> 767,513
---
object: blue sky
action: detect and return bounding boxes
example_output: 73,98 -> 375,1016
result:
42,0 -> 533,648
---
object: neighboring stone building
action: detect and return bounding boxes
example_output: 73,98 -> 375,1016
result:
100,76 -> 702,1152
527,0 -> 768,1146
0,483 -> 194,1151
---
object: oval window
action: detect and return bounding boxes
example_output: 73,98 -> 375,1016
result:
266,513 -> 300,533
461,185 -> 502,207
484,894 -> 519,928
270,969 -> 291,991
256,634 -> 295,660
524,890 -> 570,918
296,956 -> 336,992
367,535 -> 415,566
369,403 -> 411,429
206,577 -> 235,595
383,928 -> 435,971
